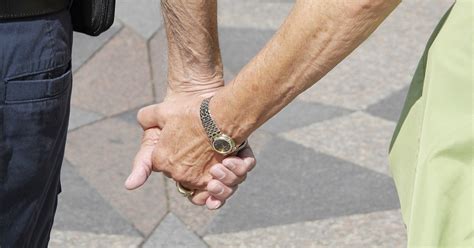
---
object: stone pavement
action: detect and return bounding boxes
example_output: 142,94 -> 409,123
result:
50,0 -> 453,247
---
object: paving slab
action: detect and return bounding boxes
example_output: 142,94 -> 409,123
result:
116,0 -> 163,40
219,27 -> 275,75
205,137 -> 399,234
204,209 -> 406,248
72,28 -> 154,116
218,0 -> 292,30
142,213 -> 208,248
53,161 -> 140,236
366,86 -> 410,122
260,100 -> 353,134
68,106 -> 104,131
149,27 -> 168,102
281,112 -> 396,176
65,117 -> 168,235
72,21 -> 123,72
49,230 -> 142,248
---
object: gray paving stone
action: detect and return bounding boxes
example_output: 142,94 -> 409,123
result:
72,22 -> 122,72
218,0 -> 292,30
143,213 -> 208,248
219,27 -> 275,74
72,28 -> 154,116
116,0 -> 163,40
53,161 -> 140,236
50,230 -> 142,248
149,27 -> 168,102
366,86 -> 409,122
204,210 -> 406,248
68,106 -> 103,131
260,100 -> 353,134
65,117 -> 168,235
281,112 -> 396,176
205,137 -> 400,234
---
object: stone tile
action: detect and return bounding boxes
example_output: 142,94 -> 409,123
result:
281,112 -> 396,176
49,230 -> 142,248
297,0 -> 453,110
205,137 -> 400,234
219,27 -> 275,75
53,161 -> 140,236
149,27 -> 168,102
204,209 -> 406,248
260,100 -> 353,134
366,86 -> 409,122
72,28 -> 154,116
72,21 -> 123,72
218,0 -> 292,30
247,129 -> 274,157
68,106 -> 103,131
116,107 -> 142,125
116,0 -> 163,40
143,213 -> 208,248
165,177 -> 218,237
65,117 -> 168,235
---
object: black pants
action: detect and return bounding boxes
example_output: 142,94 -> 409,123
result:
0,10 -> 73,247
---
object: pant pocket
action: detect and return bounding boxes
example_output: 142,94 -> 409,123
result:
0,66 -> 72,233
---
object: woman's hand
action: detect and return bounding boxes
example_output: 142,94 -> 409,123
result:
125,91 -> 256,209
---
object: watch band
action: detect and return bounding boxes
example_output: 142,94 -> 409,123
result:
200,97 -> 222,140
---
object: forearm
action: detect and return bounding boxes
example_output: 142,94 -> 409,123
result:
161,0 -> 223,95
212,0 -> 401,143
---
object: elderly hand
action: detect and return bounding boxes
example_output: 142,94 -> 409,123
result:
125,93 -> 256,209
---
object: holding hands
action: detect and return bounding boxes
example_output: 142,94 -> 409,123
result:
125,90 -> 256,210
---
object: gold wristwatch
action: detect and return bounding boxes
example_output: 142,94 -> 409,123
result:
200,97 -> 247,156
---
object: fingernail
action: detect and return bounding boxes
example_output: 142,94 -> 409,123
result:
211,167 -> 226,179
222,160 -> 235,170
210,201 -> 222,210
209,184 -> 224,195
244,157 -> 254,167
125,174 -> 133,184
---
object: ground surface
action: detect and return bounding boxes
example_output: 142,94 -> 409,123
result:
50,0 -> 452,247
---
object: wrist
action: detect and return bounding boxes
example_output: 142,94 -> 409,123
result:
165,77 -> 224,100
208,89 -> 258,145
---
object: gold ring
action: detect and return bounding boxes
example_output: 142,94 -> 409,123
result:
176,182 -> 195,197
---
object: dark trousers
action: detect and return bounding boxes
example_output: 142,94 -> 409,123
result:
0,10 -> 73,247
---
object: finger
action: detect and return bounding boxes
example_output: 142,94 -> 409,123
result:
207,180 -> 237,201
137,103 -> 169,130
206,196 -> 225,210
222,146 -> 257,177
210,163 -> 246,186
125,128 -> 160,190
188,190 -> 209,206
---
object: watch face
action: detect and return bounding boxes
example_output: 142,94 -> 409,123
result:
212,137 -> 233,154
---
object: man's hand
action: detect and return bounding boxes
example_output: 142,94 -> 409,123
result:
125,93 -> 256,209
138,95 -> 218,189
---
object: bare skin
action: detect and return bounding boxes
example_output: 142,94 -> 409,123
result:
130,0 -> 401,207
125,0 -> 256,209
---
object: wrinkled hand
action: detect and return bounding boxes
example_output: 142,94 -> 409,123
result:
125,93 -> 256,209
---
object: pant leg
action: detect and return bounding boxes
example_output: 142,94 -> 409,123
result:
0,10 -> 73,248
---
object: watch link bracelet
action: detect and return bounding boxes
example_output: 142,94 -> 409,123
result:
200,97 -> 247,156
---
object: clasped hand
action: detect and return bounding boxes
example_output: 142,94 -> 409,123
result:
124,93 -> 256,209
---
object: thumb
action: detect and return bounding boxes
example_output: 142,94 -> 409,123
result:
125,128 -> 160,190
137,103 -> 169,130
